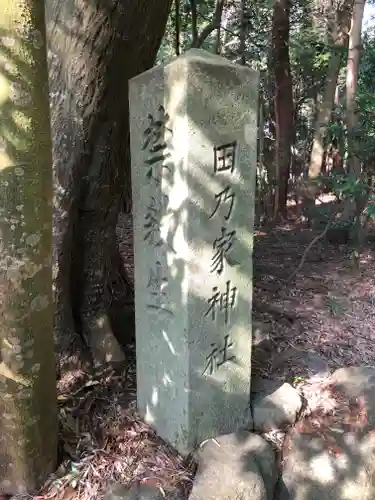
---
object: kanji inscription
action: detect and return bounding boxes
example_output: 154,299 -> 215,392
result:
203,140 -> 240,375
202,334 -> 236,376
142,105 -> 173,184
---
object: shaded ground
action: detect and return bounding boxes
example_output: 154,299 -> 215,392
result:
43,216 -> 375,500
252,218 -> 375,381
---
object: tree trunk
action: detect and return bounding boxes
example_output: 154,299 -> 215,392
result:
345,0 -> 366,244
239,0 -> 247,65
0,0 -> 58,493
271,0 -> 294,217
307,50 -> 343,182
45,0 -> 173,371
346,0 -> 366,171
307,0 -> 353,191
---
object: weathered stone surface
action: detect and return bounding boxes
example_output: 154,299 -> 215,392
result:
330,365 -> 375,427
252,320 -> 273,376
104,483 -> 162,500
253,320 -> 272,352
252,381 -> 302,432
271,347 -> 330,380
189,431 -> 277,500
129,49 -> 259,455
276,365 -> 375,500
277,429 -> 375,500
104,483 -> 183,500
300,351 -> 330,378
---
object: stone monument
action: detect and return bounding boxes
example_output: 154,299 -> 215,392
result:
129,49 -> 259,456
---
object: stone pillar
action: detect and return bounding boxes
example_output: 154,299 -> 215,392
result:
129,49 -> 259,455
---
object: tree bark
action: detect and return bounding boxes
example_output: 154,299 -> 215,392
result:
346,0 -> 366,172
45,0 -> 173,371
239,0 -> 247,65
0,0 -> 58,492
307,49 -> 343,182
307,0 -> 353,189
189,0 -> 199,46
345,0 -> 366,243
175,0 -> 181,56
271,0 -> 294,217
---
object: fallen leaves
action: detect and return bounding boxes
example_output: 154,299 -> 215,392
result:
39,362 -> 195,500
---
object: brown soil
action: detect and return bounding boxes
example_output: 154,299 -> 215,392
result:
252,218 -> 375,381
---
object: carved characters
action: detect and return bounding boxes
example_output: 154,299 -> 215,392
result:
204,140 -> 239,375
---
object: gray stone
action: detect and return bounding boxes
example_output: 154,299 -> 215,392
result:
252,320 -> 273,373
129,49 -> 259,455
252,320 -> 272,351
252,382 -> 302,432
276,365 -> 375,500
330,365 -> 375,427
104,483 -> 174,500
190,431 -> 277,500
301,351 -> 330,378
271,347 -> 330,380
251,377 -> 283,399
104,484 -> 132,500
276,427 -> 375,500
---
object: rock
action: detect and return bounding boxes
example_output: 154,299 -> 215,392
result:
330,365 -> 375,427
251,377 -> 282,397
276,427 -> 375,500
189,431 -> 277,500
104,483 -> 172,500
253,320 -> 272,351
104,484 -> 133,500
301,351 -> 330,378
275,365 -> 375,500
271,347 -> 330,380
252,321 -> 273,375
252,380 -> 302,432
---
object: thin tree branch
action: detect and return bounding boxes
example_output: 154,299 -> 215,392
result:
284,201 -> 338,286
191,0 -> 226,48
197,10 -> 266,52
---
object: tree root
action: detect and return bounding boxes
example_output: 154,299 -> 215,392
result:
283,198 -> 340,287
283,219 -> 332,286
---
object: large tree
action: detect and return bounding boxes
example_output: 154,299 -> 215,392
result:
307,0 -> 353,187
45,0 -> 173,371
271,0 -> 294,216
346,0 -> 366,175
345,0 -> 367,241
0,0 -> 58,492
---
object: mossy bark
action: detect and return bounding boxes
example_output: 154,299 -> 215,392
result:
0,0 -> 57,494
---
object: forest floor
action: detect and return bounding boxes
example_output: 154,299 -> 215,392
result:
252,217 -> 375,380
46,214 -> 375,500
